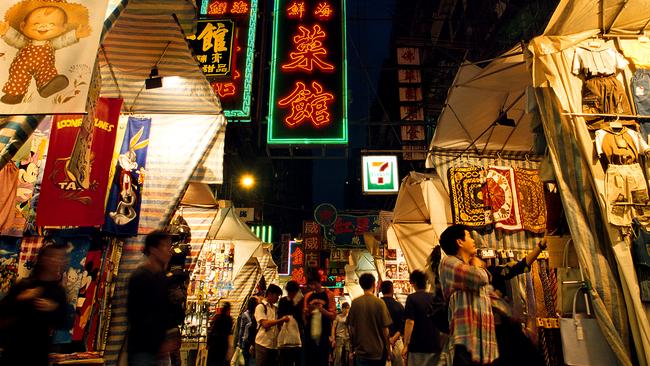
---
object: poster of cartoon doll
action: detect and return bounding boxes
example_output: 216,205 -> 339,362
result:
0,0 -> 108,115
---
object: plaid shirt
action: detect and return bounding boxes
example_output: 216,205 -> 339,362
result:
440,255 -> 498,364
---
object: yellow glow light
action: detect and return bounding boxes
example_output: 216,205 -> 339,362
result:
240,175 -> 255,189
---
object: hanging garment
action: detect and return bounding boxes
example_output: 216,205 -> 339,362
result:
632,221 -> 650,302
0,163 -> 19,232
572,40 -> 629,78
632,69 -> 650,118
448,166 -> 489,227
0,237 -> 20,300
604,163 -> 649,227
36,98 -> 122,227
595,127 -> 649,165
514,168 -> 547,233
17,236 -> 44,279
104,117 -> 152,235
544,185 -> 564,233
619,40 -> 650,69
582,75 -> 633,118
484,166 -> 523,231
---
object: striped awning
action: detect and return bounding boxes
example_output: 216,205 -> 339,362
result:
100,0 -> 222,114
0,116 -> 46,170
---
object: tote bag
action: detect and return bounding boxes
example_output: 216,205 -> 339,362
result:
560,287 -> 617,366
557,240 -> 588,315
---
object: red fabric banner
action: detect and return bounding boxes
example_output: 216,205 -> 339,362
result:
36,98 -> 122,227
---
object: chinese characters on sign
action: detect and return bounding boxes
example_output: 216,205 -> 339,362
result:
188,20 -> 235,77
198,0 -> 258,120
324,214 -> 380,247
268,0 -> 347,144
396,46 -> 426,159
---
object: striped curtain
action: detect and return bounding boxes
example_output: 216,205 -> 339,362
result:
430,153 -> 543,251
0,116 -> 46,170
181,206 -> 219,271
190,119 -> 227,184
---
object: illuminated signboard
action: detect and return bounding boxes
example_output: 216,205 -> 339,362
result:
268,0 -> 348,144
198,0 -> 258,121
362,156 -> 399,194
188,20 -> 236,77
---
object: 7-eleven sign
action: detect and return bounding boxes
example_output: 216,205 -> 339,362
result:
362,156 -> 400,194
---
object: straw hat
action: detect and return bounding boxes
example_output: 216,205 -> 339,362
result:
4,0 -> 90,31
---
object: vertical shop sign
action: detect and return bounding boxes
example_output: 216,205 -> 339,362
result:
396,46 -> 426,159
197,0 -> 258,121
268,0 -> 348,144
362,155 -> 399,194
188,19 -> 236,77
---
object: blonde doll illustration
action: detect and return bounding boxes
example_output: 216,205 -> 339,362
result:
0,0 -> 91,104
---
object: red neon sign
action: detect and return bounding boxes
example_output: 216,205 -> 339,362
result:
208,1 -> 228,15
277,81 -> 334,127
281,24 -> 335,72
231,1 -> 249,14
287,1 -> 306,19
314,2 -> 334,19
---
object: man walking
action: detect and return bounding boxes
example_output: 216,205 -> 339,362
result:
278,280 -> 304,366
304,268 -> 336,366
439,225 -> 498,365
380,281 -> 405,366
127,231 -> 179,366
402,270 -> 441,365
347,273 -> 392,366
255,284 -> 290,366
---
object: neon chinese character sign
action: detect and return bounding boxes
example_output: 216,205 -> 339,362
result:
197,0 -> 258,122
268,0 -> 348,144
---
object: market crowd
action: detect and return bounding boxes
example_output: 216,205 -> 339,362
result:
0,225 -> 548,366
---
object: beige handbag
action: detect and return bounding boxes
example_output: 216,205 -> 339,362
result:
556,240 -> 588,316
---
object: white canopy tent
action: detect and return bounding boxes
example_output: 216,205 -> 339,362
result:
425,44 -> 537,169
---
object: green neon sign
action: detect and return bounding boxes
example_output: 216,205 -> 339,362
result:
199,0 -> 258,121
268,0 -> 348,144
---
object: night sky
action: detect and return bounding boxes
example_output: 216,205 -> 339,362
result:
311,0 -> 395,209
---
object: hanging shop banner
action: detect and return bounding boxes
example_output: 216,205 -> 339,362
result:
103,116 -> 151,235
36,97 -> 122,227
268,0 -> 348,144
362,155 -> 399,194
324,214 -> 380,248
198,0 -> 258,121
0,0 -> 109,115
396,47 -> 420,65
188,19 -> 236,77
290,242 -> 305,284
401,125 -> 425,141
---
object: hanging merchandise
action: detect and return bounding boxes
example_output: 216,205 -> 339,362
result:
0,236 -> 20,300
572,39 -> 632,121
0,163 -> 19,232
52,236 -> 91,344
632,220 -> 650,302
36,98 -> 122,227
2,120 -> 51,237
188,240 -> 235,302
514,168 -> 547,233
595,126 -> 650,226
71,248 -> 102,342
484,166 -> 523,231
448,166 -> 489,227
104,117 -> 151,235
620,39 -> 650,139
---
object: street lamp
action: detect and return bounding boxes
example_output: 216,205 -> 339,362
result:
240,174 -> 255,189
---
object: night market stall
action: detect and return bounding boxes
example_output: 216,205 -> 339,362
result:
528,0 -> 650,364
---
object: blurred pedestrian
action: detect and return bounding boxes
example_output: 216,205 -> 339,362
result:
207,302 -> 234,366
303,268 -> 336,366
255,284 -> 289,366
330,302 -> 350,366
402,270 -> 441,365
380,281 -> 405,366
439,225 -> 497,366
278,280 -> 304,366
348,273 -> 392,366
127,231 -> 179,366
0,243 -> 67,366
238,297 -> 259,365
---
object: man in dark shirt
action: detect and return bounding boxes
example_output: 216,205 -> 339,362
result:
278,280 -> 304,366
380,280 -> 405,366
402,270 -> 441,366
127,231 -> 177,366
208,302 -> 234,366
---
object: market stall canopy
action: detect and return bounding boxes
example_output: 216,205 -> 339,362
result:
99,0 -> 222,114
426,45 -> 535,168
544,0 -> 650,36
181,182 -> 218,207
389,172 -> 451,271
206,205 -> 263,278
